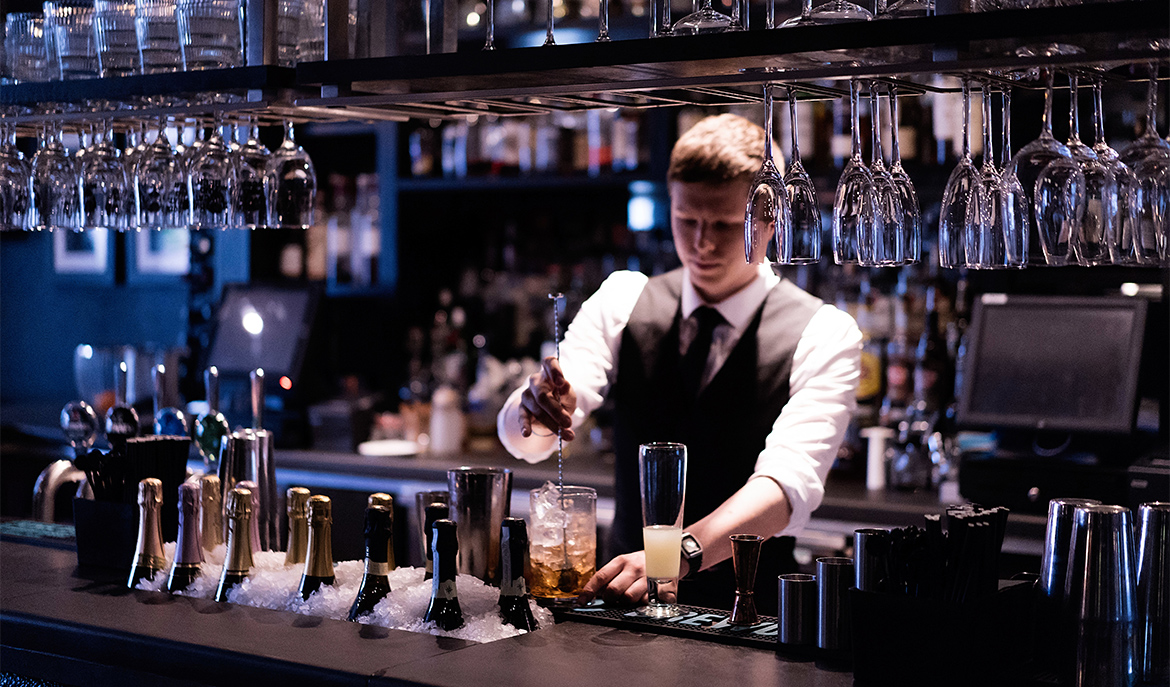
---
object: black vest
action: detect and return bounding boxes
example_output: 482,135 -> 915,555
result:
609,269 -> 823,608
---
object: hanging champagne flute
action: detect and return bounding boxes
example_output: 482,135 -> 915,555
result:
745,83 -> 791,265
888,87 -> 921,265
1000,88 -> 1029,268
780,88 -> 821,264
860,83 -> 904,266
1091,82 -> 1141,266
1065,75 -> 1112,266
832,80 -> 878,265
938,79 -> 981,269
965,82 -> 1006,269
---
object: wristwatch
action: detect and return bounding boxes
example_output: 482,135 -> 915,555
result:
680,532 -> 702,578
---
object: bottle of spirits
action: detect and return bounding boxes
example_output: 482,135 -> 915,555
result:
367,492 -> 397,569
200,474 -> 223,551
216,486 -> 255,602
152,364 -> 188,436
498,517 -> 538,631
167,482 -> 203,592
347,505 -> 394,621
193,367 -> 230,472
128,478 -> 166,589
423,502 -> 449,581
912,285 -> 951,418
299,495 -> 336,599
285,487 -> 311,566
424,519 -> 464,631
881,286 -> 914,429
105,361 -> 138,450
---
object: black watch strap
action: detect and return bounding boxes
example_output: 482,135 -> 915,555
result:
680,532 -> 702,578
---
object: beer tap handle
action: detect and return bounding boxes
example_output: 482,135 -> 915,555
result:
250,369 -> 264,431
206,366 -> 220,414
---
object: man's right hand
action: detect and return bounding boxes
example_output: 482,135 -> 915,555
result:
519,356 -> 577,440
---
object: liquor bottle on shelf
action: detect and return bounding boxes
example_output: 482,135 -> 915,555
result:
128,478 -> 166,589
912,285 -> 951,420
367,493 -> 397,569
299,495 -> 336,600
423,502 -> 449,581
167,483 -> 203,593
498,517 -> 538,632
348,505 -> 394,621
855,280 -> 884,418
285,487 -> 311,566
216,487 -> 255,602
424,519 -> 465,631
152,364 -> 188,436
105,361 -> 138,450
200,474 -> 223,551
881,281 -> 914,429
193,367 -> 230,472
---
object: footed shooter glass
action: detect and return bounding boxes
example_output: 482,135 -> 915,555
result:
638,442 -> 687,619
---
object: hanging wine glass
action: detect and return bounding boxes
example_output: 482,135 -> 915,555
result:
79,118 -> 129,231
805,0 -> 872,24
779,88 -> 821,264
779,0 -> 814,26
860,83 -> 904,266
938,79 -> 981,269
187,110 -> 236,229
233,116 -> 271,229
597,0 -> 610,41
1006,69 -> 1071,263
1133,152 -> 1170,266
744,83 -> 791,265
268,119 -> 316,229
1091,82 -> 1141,266
673,0 -> 733,35
1064,75 -> 1112,267
543,0 -> 556,45
1119,62 -> 1170,168
883,0 -> 930,18
483,0 -> 495,48
965,82 -> 1006,269
832,80 -> 878,265
1033,75 -> 1086,267
0,118 -> 33,231
999,88 -> 1029,268
32,122 -> 81,231
135,116 -> 187,230
888,87 -> 921,265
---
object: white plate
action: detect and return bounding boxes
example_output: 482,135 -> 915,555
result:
357,439 -> 421,457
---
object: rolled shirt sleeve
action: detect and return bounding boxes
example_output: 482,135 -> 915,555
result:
751,303 -> 862,537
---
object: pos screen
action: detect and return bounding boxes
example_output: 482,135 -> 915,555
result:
208,285 -> 316,381
957,294 -> 1147,434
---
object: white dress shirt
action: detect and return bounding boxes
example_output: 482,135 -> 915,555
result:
497,264 -> 862,537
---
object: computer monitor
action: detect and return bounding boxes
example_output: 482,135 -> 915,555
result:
207,285 -> 318,383
957,294 -> 1147,435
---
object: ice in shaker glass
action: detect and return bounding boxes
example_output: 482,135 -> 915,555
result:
528,483 -> 596,604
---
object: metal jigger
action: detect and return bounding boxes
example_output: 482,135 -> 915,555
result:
730,534 -> 763,626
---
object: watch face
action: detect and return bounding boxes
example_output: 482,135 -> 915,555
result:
682,536 -> 700,555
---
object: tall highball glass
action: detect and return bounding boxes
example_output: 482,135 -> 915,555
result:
638,442 -> 687,619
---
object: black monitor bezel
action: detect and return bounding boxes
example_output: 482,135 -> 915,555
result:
207,283 -> 320,383
957,294 -> 1147,435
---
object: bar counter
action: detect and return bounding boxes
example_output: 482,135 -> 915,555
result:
1,538 -> 853,687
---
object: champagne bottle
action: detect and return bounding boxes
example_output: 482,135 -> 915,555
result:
347,505 -> 393,621
153,364 -> 188,436
105,361 -> 138,449
424,519 -> 464,631
299,495 -> 335,600
200,474 -> 223,551
236,480 -> 263,554
285,487 -> 311,566
367,492 -> 397,570
193,367 -> 230,471
167,482 -> 203,592
215,487 -> 255,602
423,502 -> 449,581
498,517 -> 538,631
128,478 -> 166,589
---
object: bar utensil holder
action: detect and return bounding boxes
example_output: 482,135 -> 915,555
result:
777,573 -> 817,650
73,497 -> 139,572
729,534 -> 762,626
816,556 -> 854,661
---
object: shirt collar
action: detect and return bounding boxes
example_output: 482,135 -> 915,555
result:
680,264 -> 780,332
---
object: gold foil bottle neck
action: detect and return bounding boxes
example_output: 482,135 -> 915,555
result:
227,487 -> 253,519
224,487 -> 255,574
368,493 -> 392,509
287,487 -> 311,519
308,495 -> 332,524
138,478 -> 163,506
303,496 -> 334,579
200,474 -> 223,550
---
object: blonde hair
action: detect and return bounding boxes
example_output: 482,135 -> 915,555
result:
668,113 -> 768,185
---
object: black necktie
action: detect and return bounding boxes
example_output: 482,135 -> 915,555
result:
681,306 -> 724,401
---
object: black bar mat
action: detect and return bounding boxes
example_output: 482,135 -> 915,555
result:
556,603 -> 781,651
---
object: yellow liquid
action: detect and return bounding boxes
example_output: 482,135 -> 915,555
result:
642,525 -> 682,579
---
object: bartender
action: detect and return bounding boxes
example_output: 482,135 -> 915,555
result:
497,114 -> 861,612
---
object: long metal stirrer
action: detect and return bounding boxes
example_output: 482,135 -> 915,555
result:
549,291 -> 574,585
